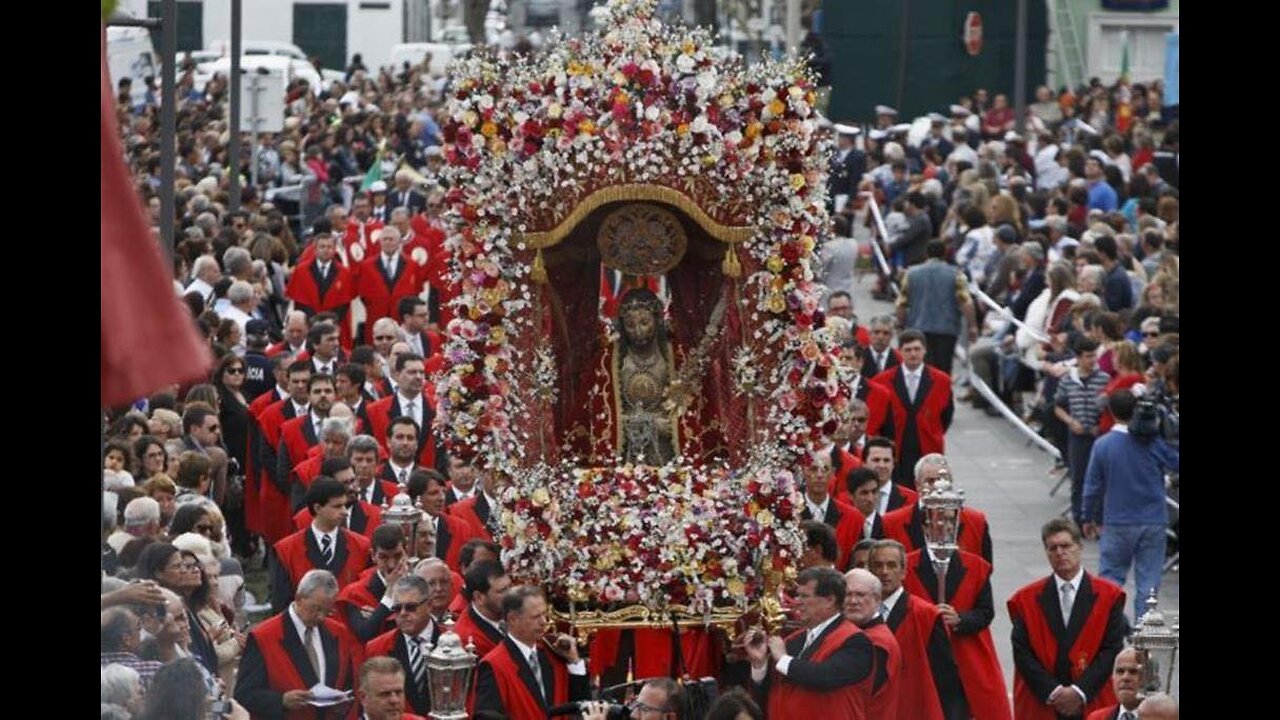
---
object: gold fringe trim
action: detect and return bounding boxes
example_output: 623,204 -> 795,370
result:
721,246 -> 741,278
530,248 -> 548,284
524,184 -> 754,249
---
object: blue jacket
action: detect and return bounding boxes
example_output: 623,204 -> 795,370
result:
1082,426 -> 1179,525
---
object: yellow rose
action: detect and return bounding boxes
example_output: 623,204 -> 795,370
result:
484,355 -> 499,371
668,482 -> 685,496
480,121 -> 498,138
768,99 -> 786,116
469,306 -> 484,320
449,390 -> 463,404
766,293 -> 787,314
682,41 -> 696,54
531,487 -> 551,507
613,71 -> 628,86
702,155 -> 717,166
789,173 -> 806,190
677,124 -> 690,136
756,509 -> 775,527
745,122 -> 763,139
719,94 -> 734,108
489,138 -> 507,155
806,90 -> 816,105
726,578 -> 745,596
548,103 -> 563,119
801,341 -> 820,361
579,119 -> 596,135
766,256 -> 785,274
463,110 -> 478,127
800,235 -> 815,253
489,326 -> 507,344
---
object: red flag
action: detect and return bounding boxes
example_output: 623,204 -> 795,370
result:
101,26 -> 210,406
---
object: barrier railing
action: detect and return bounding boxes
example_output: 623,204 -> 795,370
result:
859,192 -> 900,297
968,282 -> 1052,344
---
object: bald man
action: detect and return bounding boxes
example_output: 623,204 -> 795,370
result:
1086,648 -> 1143,720
1136,693 -> 1177,720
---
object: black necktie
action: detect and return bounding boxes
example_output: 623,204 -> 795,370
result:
320,534 -> 333,564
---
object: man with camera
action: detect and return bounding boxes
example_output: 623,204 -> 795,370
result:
1081,388 -> 1180,621
745,566 -> 874,718
579,677 -> 685,720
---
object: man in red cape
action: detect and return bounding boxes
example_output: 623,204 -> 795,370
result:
1008,519 -> 1126,720
745,567 -> 875,718
870,329 -> 954,490
881,453 -> 994,564
470,586 -> 590,717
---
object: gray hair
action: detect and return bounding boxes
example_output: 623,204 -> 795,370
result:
390,207 -> 411,222
844,567 -> 883,599
101,608 -> 139,651
123,497 -> 161,529
378,225 -> 402,243
100,664 -> 141,707
223,247 -> 253,276
1136,693 -> 1178,717
1079,264 -> 1105,289
913,453 -> 949,481
392,574 -> 431,599
192,255 -> 220,276
190,194 -> 211,213
347,434 -> 380,456
372,317 -> 400,335
183,226 -> 207,242
195,211 -> 219,234
227,279 -> 256,305
868,314 -> 897,330
296,569 -> 339,599
320,416 -> 354,440
869,539 -> 908,567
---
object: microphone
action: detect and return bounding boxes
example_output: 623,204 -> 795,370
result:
546,701 -> 629,719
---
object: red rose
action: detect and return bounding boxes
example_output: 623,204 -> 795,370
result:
779,242 -> 801,263
637,68 -> 654,86
523,140 -> 539,155
529,81 -> 543,94
621,62 -> 639,79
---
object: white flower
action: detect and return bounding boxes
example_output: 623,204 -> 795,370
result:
690,114 -> 710,134
478,94 -> 494,111
644,105 -> 660,122
676,53 -> 696,74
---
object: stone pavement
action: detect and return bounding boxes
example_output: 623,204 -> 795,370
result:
846,256 -> 1180,696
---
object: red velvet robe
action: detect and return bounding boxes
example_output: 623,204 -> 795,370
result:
365,393 -> 442,470
470,639 -> 572,719
278,414 -> 321,483
1008,574 -> 1124,720
244,613 -> 364,720
446,493 -> 495,540
274,527 -> 372,592
356,252 -> 421,344
827,447 -> 864,505
407,218 -> 452,326
855,376 -> 895,439
340,217 -> 385,272
871,364 -> 954,474
336,568 -> 394,639
286,259 -> 355,317
588,628 -> 723,682
888,593 -> 949,720
764,620 -> 872,720
257,398 -> 305,544
800,496 -> 866,571
243,387 -> 285,535
863,621 -> 902,719
451,603 -> 506,660
905,550 -> 1012,720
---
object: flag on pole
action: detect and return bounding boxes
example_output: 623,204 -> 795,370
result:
359,139 -> 387,191
101,26 -> 211,407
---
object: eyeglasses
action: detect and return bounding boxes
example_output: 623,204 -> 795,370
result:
628,701 -> 666,713
225,367 -> 245,375
389,601 -> 424,613
374,335 -> 398,341
1143,331 -> 1160,338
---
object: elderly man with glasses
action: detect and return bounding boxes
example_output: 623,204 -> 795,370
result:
364,575 -> 440,716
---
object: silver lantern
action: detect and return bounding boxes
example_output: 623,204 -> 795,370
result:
1130,591 -> 1179,698
381,492 -> 427,562
920,470 -> 964,603
425,616 -> 479,719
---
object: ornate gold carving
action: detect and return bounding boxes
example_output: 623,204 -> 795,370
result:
523,184 -> 753,249
596,203 -> 688,276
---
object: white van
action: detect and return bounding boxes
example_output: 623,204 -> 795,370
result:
106,25 -> 159,106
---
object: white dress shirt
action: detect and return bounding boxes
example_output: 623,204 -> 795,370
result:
1051,567 -> 1089,704
509,635 -> 586,678
287,604 -> 326,677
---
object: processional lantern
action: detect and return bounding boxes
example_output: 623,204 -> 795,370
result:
1130,591 -> 1179,699
921,469 -> 964,603
423,616 -> 479,719
381,492 -> 427,562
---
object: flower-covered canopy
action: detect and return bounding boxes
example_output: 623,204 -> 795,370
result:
435,0 -> 851,612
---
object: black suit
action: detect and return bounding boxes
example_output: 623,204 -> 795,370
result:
390,189 -> 426,215
1011,574 -> 1128,714
385,628 -> 443,714
235,615 -> 353,720
861,347 -> 900,381
473,637 -> 590,717
752,616 -> 874,695
885,594 -> 969,719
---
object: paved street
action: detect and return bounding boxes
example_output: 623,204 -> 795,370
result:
847,253 -> 1180,695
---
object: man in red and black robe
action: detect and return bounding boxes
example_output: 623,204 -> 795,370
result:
844,567 -> 903,719
1009,519 -> 1126,720
470,587 -> 590,718
255,361 -> 313,545
905,548 -> 1012,720
356,226 -> 422,345
286,230 -> 355,346
869,540 -> 968,720
291,457 -> 384,539
799,452 -> 865,571
336,525 -> 408,643
881,453 -> 994,564
235,569 -> 364,720
746,567 -> 875,718
365,355 -> 445,472
450,559 -> 509,660
408,469 -> 480,573
270,478 -> 372,613
871,330 -> 954,489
